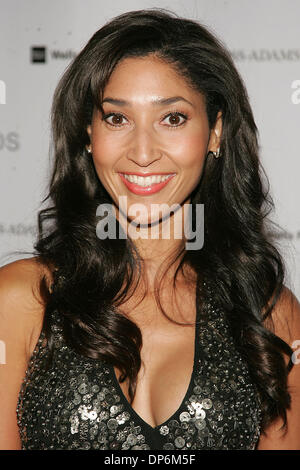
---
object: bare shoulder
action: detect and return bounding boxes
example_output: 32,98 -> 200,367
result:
265,285 -> 300,346
258,286 -> 300,450
0,257 -> 54,449
0,257 -> 53,357
0,256 -> 53,306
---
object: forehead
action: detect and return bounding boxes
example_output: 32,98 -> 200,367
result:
103,56 -> 204,106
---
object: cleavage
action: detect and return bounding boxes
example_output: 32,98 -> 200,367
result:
113,295 -> 197,429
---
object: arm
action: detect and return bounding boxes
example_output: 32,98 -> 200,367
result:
0,259 -> 46,450
256,286 -> 300,450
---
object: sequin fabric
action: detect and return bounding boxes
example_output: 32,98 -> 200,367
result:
16,278 -> 262,450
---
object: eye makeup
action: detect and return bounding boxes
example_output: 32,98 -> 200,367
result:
101,109 -> 190,129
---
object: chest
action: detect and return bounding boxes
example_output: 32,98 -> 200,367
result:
18,295 -> 263,450
113,286 -> 198,428
113,321 -> 196,428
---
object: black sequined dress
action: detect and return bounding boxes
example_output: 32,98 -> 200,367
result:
17,276 -> 262,450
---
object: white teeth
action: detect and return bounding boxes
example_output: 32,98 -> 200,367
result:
122,174 -> 174,186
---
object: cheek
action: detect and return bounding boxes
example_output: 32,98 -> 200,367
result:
90,122 -> 209,174
91,134 -> 120,171
90,133 -> 122,199
172,130 -> 208,172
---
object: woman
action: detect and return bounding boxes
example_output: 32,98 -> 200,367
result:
0,8 -> 299,450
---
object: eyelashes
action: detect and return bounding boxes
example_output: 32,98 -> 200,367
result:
101,110 -> 190,129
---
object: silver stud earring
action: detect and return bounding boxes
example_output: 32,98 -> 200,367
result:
87,147 -> 92,154
211,148 -> 220,158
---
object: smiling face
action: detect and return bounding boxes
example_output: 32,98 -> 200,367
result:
87,55 -> 221,226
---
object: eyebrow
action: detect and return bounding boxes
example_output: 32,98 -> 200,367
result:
101,96 -> 195,108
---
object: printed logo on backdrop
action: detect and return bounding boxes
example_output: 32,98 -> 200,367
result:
31,46 -> 47,63
0,131 -> 19,151
267,229 -> 300,241
0,223 -> 35,236
30,46 -> 77,63
231,49 -> 300,62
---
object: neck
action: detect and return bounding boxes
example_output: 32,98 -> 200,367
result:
115,200 -> 195,287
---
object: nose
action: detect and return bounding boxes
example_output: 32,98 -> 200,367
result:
126,124 -> 163,167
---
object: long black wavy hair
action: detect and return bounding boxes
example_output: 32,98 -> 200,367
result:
32,8 -> 294,435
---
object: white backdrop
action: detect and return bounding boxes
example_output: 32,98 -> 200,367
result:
0,0 -> 299,299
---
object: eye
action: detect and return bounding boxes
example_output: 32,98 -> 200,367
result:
102,112 -> 128,127
161,111 -> 188,128
102,110 -> 189,128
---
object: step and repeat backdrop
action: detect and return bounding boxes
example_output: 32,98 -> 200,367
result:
0,0 -> 299,298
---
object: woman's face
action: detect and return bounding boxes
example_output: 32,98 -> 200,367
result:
87,55 -> 221,225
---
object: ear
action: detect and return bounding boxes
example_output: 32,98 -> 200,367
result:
208,111 -> 222,153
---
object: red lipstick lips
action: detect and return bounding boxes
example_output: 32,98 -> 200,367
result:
118,172 -> 176,196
